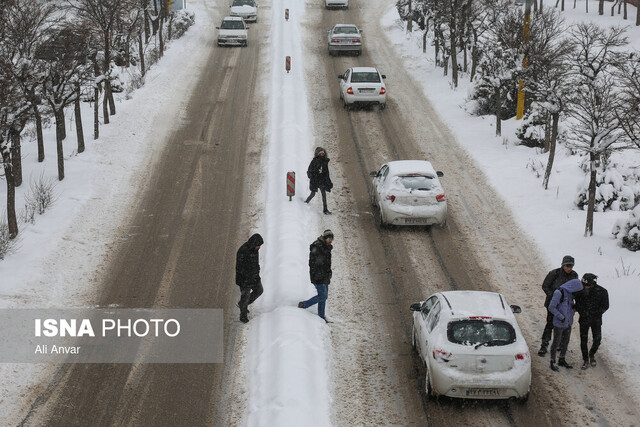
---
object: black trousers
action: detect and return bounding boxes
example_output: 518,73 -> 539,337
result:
541,309 -> 554,347
238,281 -> 263,316
306,189 -> 328,210
550,326 -> 572,362
579,321 -> 602,361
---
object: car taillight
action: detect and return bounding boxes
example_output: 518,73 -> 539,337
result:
347,87 -> 354,94
469,316 -> 491,319
331,39 -> 340,43
432,349 -> 451,362
380,87 -> 386,95
515,352 -> 529,360
385,195 -> 395,202
436,194 -> 446,202
352,39 -> 361,43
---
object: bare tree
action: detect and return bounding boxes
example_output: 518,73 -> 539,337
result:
615,53 -> 640,150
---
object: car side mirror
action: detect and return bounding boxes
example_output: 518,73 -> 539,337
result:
246,26 -> 250,29
369,171 -> 378,177
327,30 -> 331,33
381,74 -> 387,79
510,305 -> 522,314
338,74 -> 343,79
436,171 -> 444,177
410,302 -> 422,312
216,27 -> 220,29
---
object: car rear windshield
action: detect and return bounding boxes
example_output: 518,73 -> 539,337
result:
221,20 -> 245,29
351,72 -> 381,83
334,26 -> 358,34
397,175 -> 436,191
232,0 -> 255,6
447,320 -> 516,346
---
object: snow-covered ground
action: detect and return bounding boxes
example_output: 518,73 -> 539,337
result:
381,0 -> 640,403
0,1 -> 216,421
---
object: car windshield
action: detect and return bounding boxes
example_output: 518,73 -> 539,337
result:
351,72 -> 380,83
447,320 -> 516,346
334,26 -> 358,34
232,0 -> 255,6
221,20 -> 245,29
397,174 -> 436,191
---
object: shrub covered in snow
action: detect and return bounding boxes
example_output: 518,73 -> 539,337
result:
171,10 -> 196,40
612,204 -> 640,251
516,106 -> 547,148
467,77 -> 518,119
575,163 -> 640,212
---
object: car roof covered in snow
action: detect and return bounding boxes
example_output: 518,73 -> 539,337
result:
223,16 -> 245,21
386,160 -> 437,177
351,66 -> 379,73
334,24 -> 358,28
438,290 -> 514,320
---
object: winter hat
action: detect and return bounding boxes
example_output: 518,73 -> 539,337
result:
581,273 -> 598,287
322,229 -> 334,240
561,255 -> 575,266
314,147 -> 327,157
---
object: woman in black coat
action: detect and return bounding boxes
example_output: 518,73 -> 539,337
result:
304,147 -> 333,214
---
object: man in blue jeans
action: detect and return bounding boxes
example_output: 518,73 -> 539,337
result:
298,229 -> 333,323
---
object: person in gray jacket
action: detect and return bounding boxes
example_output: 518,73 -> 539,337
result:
548,278 -> 583,371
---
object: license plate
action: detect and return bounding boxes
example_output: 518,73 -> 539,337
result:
404,218 -> 427,224
358,88 -> 375,93
465,388 -> 501,397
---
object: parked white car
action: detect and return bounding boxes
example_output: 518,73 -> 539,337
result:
338,67 -> 386,110
217,16 -> 248,47
325,0 -> 349,9
327,24 -> 362,56
230,0 -> 258,22
370,160 -> 446,227
410,291 -> 531,401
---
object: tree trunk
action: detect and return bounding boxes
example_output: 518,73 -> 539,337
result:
561,0 -> 564,12
1,147 -> 18,239
143,3 -> 151,43
106,79 -> 116,115
10,129 -> 22,187
168,13 -> 174,40
94,86 -> 100,139
407,0 -> 413,32
159,12 -> 165,58
450,31 -> 458,88
463,45 -> 468,73
102,84 -> 110,124
637,0 -> 640,25
599,0 -> 604,15
543,113 -> 551,153
495,86 -> 502,136
584,151 -> 597,237
542,112 -> 559,189
624,0 -> 627,19
139,33 -> 146,77
75,90 -> 85,153
55,108 -> 65,181
423,30 -> 427,54
34,105 -> 45,162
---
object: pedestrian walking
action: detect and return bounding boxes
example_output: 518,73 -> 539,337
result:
548,278 -> 583,371
574,273 -> 609,370
304,147 -> 333,215
236,233 -> 264,323
298,229 -> 334,323
538,255 -> 579,356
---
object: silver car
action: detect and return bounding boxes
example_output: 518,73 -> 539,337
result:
369,160 -> 447,227
338,67 -> 387,110
217,16 -> 248,47
327,24 -> 362,56
325,0 -> 348,9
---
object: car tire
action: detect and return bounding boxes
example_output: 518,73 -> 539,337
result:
425,368 -> 434,399
411,324 -> 417,351
378,204 -> 387,228
519,391 -> 530,403
370,190 -> 377,208
343,98 -> 350,110
244,41 -> 248,47
329,49 -> 333,56
380,103 -> 386,110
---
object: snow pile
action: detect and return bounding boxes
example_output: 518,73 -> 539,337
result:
612,204 -> 640,251
575,161 -> 640,212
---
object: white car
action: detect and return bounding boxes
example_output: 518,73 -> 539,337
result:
230,0 -> 258,23
327,24 -> 362,56
217,16 -> 248,47
325,0 -> 349,9
370,160 -> 446,227
411,291 -> 531,401
338,67 -> 386,110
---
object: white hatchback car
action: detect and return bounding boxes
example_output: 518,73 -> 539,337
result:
411,291 -> 531,401
216,16 -> 248,47
370,160 -> 446,227
325,0 -> 349,9
338,67 -> 386,110
327,24 -> 362,56
230,0 -> 258,22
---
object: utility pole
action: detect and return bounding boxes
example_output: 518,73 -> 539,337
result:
516,0 -> 533,120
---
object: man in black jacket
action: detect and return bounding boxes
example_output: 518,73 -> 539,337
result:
298,230 -> 333,322
538,255 -> 579,356
236,233 -> 264,323
304,147 -> 333,215
575,273 -> 609,370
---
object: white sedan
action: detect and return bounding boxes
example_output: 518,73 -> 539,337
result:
216,17 -> 248,47
411,291 -> 531,401
325,0 -> 348,9
327,24 -> 362,56
338,67 -> 386,110
230,0 -> 258,23
370,160 -> 446,227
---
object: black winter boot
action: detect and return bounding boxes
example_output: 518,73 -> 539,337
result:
538,345 -> 547,357
558,358 -> 573,369
581,360 -> 589,370
590,355 -> 597,367
550,360 -> 559,371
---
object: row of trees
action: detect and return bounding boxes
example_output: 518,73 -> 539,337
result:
397,0 -> 640,238
1,0 -> 180,240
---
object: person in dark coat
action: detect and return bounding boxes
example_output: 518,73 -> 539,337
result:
574,273 -> 609,370
304,147 -> 333,215
298,230 -> 334,322
236,233 -> 264,323
538,255 -> 579,356
548,278 -> 583,371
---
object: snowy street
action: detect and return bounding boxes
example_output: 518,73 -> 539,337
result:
2,0 -> 640,425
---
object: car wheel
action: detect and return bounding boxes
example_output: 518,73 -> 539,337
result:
380,103 -> 386,110
425,368 -> 434,399
370,190 -> 377,208
244,41 -> 248,47
343,98 -> 350,110
411,324 -> 417,351
378,204 -> 387,228
519,391 -> 530,403
329,49 -> 333,56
